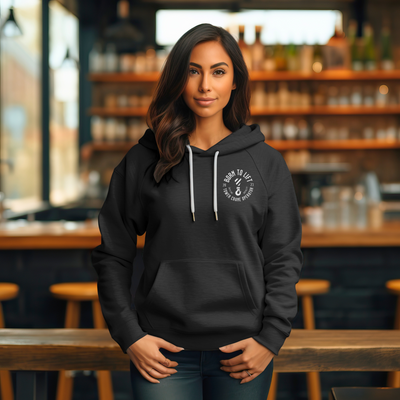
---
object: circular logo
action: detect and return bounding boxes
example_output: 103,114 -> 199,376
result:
222,169 -> 254,202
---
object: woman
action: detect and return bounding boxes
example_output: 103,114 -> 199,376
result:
92,23 -> 303,399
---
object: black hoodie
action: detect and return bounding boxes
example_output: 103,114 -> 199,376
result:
91,123 -> 303,356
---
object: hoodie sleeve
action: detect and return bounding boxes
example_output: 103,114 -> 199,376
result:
91,157 -> 148,354
252,159 -> 303,356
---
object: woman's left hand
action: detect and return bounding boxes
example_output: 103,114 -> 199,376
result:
219,338 -> 274,384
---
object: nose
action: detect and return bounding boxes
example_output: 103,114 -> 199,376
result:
198,73 -> 211,92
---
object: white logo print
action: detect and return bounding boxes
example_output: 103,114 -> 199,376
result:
222,169 -> 254,202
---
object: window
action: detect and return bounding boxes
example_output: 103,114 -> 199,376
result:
156,9 -> 342,46
0,0 -> 42,212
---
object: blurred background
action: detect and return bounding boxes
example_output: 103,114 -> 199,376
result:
1,0 -> 400,399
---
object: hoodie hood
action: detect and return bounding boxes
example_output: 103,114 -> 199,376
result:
139,123 -> 265,222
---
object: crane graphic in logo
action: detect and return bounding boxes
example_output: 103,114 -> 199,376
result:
222,169 -> 254,202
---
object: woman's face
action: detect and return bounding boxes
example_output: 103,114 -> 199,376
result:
182,40 -> 236,119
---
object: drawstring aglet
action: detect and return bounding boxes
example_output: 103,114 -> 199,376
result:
192,212 -> 195,222
215,211 -> 218,221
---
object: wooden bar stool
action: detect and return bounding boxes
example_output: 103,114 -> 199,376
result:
267,278 -> 331,400
386,279 -> 400,387
49,282 -> 114,400
0,282 -> 19,400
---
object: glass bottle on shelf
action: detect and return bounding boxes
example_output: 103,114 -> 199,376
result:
363,22 -> 377,71
251,25 -> 264,71
339,186 -> 354,228
380,24 -> 394,71
274,43 -> 287,71
312,44 -> 323,72
286,43 -> 299,71
278,81 -> 290,108
266,81 -> 278,107
104,43 -> 118,72
263,46 -> 275,71
300,43 -> 314,72
89,41 -> 104,73
252,82 -> 265,107
348,19 -> 363,71
353,184 -> 368,228
351,85 -> 363,106
363,85 -> 375,106
298,119 -> 310,139
238,25 -> 252,71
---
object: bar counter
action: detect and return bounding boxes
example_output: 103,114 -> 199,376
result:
1,219 -> 400,249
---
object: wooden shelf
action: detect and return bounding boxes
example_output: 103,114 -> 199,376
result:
88,107 -> 148,116
88,70 -> 400,82
80,139 -> 400,162
267,139 -> 400,150
88,72 -> 160,82
88,105 -> 400,117
251,105 -> 400,115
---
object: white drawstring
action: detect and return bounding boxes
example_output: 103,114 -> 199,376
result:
213,151 -> 219,221
185,145 -> 219,222
186,144 -> 195,221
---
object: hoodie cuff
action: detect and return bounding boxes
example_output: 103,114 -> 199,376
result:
113,315 -> 148,354
251,321 -> 289,356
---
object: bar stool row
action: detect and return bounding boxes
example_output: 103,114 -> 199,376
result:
0,278 -> 400,400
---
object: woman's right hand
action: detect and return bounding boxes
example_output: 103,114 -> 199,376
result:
127,334 -> 184,383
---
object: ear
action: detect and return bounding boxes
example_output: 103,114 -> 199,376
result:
232,81 -> 236,90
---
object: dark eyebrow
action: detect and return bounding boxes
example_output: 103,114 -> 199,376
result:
189,62 -> 229,69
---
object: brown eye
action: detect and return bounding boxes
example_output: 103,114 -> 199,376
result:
214,69 -> 226,75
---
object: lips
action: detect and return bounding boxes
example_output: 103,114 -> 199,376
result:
195,98 -> 216,106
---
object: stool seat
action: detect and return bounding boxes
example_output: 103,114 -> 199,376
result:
386,279 -> 400,296
296,279 -> 330,296
49,282 -> 98,301
0,283 -> 19,301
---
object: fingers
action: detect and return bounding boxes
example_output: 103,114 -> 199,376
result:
220,362 -> 250,373
136,364 -> 163,384
149,357 -> 178,376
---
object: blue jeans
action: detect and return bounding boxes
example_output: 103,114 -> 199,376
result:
130,347 -> 274,400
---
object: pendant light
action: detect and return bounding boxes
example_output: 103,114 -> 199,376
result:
1,5 -> 23,38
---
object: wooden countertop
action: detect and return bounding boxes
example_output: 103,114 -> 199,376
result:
0,220 -> 400,249
1,328 -> 400,372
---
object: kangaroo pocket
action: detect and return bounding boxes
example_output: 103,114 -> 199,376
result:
142,258 -> 258,333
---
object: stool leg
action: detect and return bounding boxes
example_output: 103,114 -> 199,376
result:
92,300 -> 106,329
266,371 -> 278,400
387,295 -> 400,387
56,301 -> 81,400
92,300 -> 114,400
302,295 -> 321,400
0,301 -> 15,400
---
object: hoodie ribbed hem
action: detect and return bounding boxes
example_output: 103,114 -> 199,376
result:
139,323 -> 262,351
251,321 -> 289,356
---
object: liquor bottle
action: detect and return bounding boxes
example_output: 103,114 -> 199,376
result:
380,24 -> 394,70
286,43 -> 299,71
251,25 -> 264,71
274,43 -> 287,71
363,22 -> 377,71
312,44 -> 323,72
348,19 -> 363,71
326,21 -> 350,70
238,25 -> 252,71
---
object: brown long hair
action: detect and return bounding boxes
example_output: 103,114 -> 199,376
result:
146,23 -> 251,183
